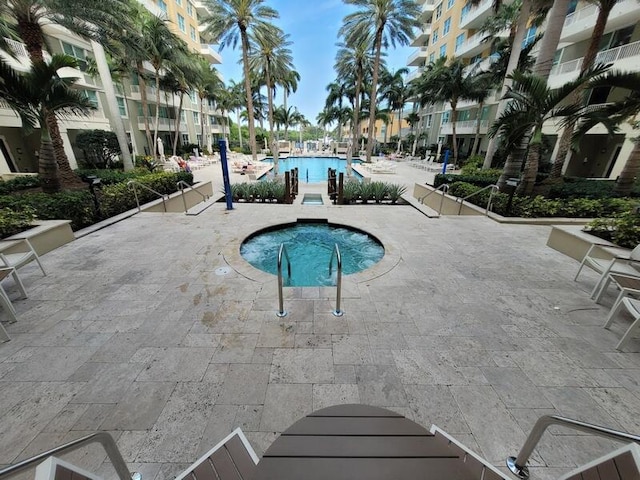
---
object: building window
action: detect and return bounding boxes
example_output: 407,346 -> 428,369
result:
209,115 -> 217,125
116,97 -> 127,117
180,111 -> 186,122
190,25 -> 197,41
82,90 -> 99,109
522,26 -> 536,48
429,53 -> 435,63
443,18 -> 451,36
455,33 -> 465,52
447,0 -> 455,9
175,0 -> 182,5
435,2 -> 442,19
189,90 -> 196,103
440,44 -> 447,58
426,114 -> 432,127
192,111 -> 200,124
61,41 -> 88,70
177,14 -> 186,32
432,28 -> 438,43
442,111 -> 450,123
181,133 -> 190,144
196,134 -> 202,146
187,1 -> 194,16
460,2 -> 471,21
157,0 -> 167,12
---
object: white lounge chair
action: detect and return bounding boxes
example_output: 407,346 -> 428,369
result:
575,243 -> 640,299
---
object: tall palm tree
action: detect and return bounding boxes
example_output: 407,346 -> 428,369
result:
405,111 -> 420,156
491,65 -> 611,194
6,0 -> 130,187
0,56 -> 93,193
249,24 -> 295,175
379,67 -> 409,153
202,0 -> 279,162
340,0 -> 420,162
549,0 -> 620,179
280,69 -> 300,112
228,79 -> 246,149
192,59 -> 224,154
325,80 -> 349,142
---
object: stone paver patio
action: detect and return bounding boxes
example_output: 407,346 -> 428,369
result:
2,160 -> 640,480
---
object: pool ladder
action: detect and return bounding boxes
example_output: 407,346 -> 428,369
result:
276,243 -> 344,317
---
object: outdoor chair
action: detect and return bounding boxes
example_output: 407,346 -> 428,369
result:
0,266 -> 28,341
574,243 -> 640,299
0,238 -> 46,278
604,296 -> 640,350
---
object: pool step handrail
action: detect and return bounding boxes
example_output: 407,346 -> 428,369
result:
456,184 -> 499,216
276,243 -> 292,317
329,243 -> 343,317
176,180 -> 209,213
127,180 -> 168,212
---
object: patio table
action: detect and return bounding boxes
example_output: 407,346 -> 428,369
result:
252,404 -> 503,480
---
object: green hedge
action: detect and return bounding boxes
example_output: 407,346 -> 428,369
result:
0,171 -> 193,230
448,181 -> 637,218
434,173 -> 500,188
0,206 -> 36,238
0,176 -> 41,194
75,168 -> 159,186
547,177 -> 640,199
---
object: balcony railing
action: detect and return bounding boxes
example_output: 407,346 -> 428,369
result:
441,119 -> 488,130
408,46 -> 429,65
460,0 -> 492,26
550,40 -> 640,76
5,38 -> 28,58
564,3 -> 599,27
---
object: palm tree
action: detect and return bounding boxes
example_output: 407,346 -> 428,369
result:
379,67 -> 409,153
340,0 -> 420,162
192,59 -> 224,154
416,57 -> 487,165
549,0 -> 621,180
325,80 -> 349,141
249,24 -> 295,175
0,56 -> 93,193
228,79 -> 246,149
6,0 -> 130,187
202,0 -> 279,163
491,65 -> 611,194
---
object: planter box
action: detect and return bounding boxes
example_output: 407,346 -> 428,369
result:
547,225 -> 630,262
3,220 -> 74,256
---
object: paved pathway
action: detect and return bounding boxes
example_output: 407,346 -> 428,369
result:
1,160 -> 640,480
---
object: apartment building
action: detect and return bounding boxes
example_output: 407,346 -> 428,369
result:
407,0 -> 640,179
0,0 -> 223,175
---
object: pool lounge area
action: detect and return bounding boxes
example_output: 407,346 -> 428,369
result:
261,156 -> 363,182
1,161 -> 640,480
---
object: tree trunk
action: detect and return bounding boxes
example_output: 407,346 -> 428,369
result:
471,101 -> 484,156
153,68 -> 162,160
200,95 -> 205,153
483,0 -> 532,169
137,63 -> 153,156
348,69 -> 362,175
38,126 -> 61,194
266,67 -> 279,175
366,26 -> 384,162
549,3 -> 613,180
450,100 -> 458,165
240,27 -> 257,162
533,0 -> 571,78
497,128 -> 532,190
396,108 -> 402,153
19,18 -> 79,188
173,92 -> 185,156
518,132 -> 541,195
236,111 -> 243,149
613,141 -> 640,196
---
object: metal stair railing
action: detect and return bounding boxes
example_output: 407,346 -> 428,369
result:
276,243 -> 292,317
329,243 -> 343,317
0,432 -> 140,480
177,180 -> 209,213
127,180 -> 168,212
456,184 -> 499,215
507,414 -> 640,479
418,184 -> 449,215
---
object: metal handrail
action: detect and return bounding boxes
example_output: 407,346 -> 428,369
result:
127,180 -> 168,212
276,243 -> 291,317
177,180 -> 209,213
0,432 -> 140,480
456,184 -> 499,215
329,243 -> 343,317
507,414 -> 640,479
418,184 -> 449,215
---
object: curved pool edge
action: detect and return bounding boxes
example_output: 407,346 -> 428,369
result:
222,218 -> 401,285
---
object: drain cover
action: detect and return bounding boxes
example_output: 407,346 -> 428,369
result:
215,267 -> 231,276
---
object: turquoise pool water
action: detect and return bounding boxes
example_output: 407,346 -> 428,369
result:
261,157 -> 362,183
240,223 -> 384,287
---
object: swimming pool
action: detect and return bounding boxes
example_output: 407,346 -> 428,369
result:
261,157 -> 362,183
240,222 -> 384,287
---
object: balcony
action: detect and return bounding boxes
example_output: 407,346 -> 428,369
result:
454,30 -> 497,58
410,23 -> 433,47
407,46 -> 429,66
561,0 -> 640,43
548,40 -> 640,88
200,44 -> 222,64
459,0 -> 494,30
406,68 -> 424,84
137,116 -> 184,132
193,1 -> 211,16
440,119 -> 488,135
420,0 -> 436,21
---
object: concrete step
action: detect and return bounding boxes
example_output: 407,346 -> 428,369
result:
186,197 -> 219,215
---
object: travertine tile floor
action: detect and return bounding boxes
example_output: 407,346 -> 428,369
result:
1,162 -> 640,480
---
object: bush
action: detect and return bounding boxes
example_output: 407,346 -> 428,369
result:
0,176 -> 41,194
547,177 -> 640,199
75,130 -> 121,169
0,190 -> 95,230
586,210 -> 640,248
228,180 -> 285,203
75,168 -> 150,185
434,173 -> 500,188
0,206 -> 36,238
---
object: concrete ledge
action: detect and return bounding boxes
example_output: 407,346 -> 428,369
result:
4,220 -> 74,255
547,225 -> 630,262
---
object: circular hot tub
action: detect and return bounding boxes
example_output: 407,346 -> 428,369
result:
240,221 -> 384,286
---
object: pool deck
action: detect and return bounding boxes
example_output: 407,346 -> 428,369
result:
2,159 -> 640,480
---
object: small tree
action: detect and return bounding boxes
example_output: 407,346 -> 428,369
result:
75,130 -> 122,169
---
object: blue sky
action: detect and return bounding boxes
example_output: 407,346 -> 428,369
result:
215,0 -> 413,125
